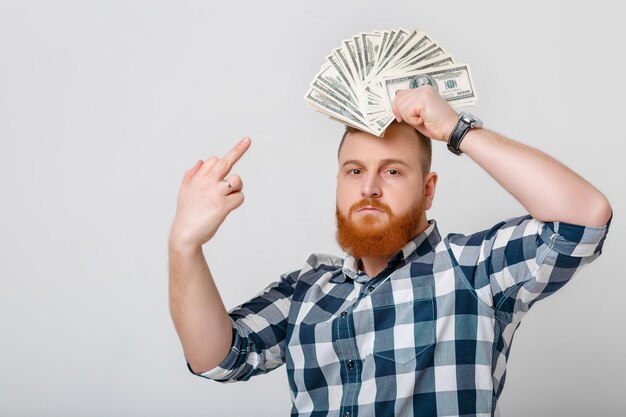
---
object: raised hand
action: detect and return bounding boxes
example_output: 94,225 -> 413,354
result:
170,137 -> 251,249
391,85 -> 459,142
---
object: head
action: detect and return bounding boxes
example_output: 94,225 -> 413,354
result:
335,121 -> 438,259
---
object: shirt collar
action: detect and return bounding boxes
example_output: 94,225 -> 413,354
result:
331,218 -> 441,284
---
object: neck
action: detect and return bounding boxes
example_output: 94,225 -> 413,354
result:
357,216 -> 430,278
358,256 -> 390,278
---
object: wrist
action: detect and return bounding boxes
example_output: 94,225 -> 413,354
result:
441,114 -> 459,142
169,238 -> 203,258
169,226 -> 203,254
447,112 -> 483,155
458,129 -> 479,153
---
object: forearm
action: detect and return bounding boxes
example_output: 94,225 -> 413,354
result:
460,128 -> 612,227
168,239 -> 233,374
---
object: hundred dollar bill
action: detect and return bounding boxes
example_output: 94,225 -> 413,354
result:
305,87 -> 383,136
305,87 -> 364,127
392,46 -> 449,73
368,55 -> 456,106
310,79 -> 364,120
352,35 -> 366,81
314,63 -> 359,108
361,32 -> 383,77
383,64 -> 478,109
395,32 -> 435,66
342,39 -> 363,83
375,28 -> 412,74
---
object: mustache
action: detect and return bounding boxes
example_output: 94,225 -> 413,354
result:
349,199 -> 393,216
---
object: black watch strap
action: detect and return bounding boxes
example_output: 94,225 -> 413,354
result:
447,113 -> 480,155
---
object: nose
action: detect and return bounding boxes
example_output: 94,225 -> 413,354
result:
361,172 -> 382,198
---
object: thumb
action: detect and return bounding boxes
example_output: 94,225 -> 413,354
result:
406,115 -> 422,128
225,192 -> 245,211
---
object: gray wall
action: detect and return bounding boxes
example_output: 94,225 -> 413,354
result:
1,1 -> 623,416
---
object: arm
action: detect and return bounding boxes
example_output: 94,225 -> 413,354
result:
168,241 -> 232,374
448,213 -> 611,323
460,128 -> 611,227
391,87 -> 613,227
169,137 -> 250,374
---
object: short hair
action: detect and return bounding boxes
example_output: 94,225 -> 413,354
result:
337,121 -> 432,175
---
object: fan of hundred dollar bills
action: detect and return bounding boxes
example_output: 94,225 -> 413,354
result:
304,28 -> 478,137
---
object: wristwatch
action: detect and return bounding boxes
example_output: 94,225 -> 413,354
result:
447,112 -> 483,155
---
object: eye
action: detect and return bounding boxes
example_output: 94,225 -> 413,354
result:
386,169 -> 400,176
349,168 -> 362,175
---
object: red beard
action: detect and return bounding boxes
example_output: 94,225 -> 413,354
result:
336,198 -> 424,259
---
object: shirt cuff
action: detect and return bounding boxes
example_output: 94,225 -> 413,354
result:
185,316 -> 240,381
540,210 -> 612,257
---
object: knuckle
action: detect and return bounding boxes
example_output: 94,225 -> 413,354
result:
217,158 -> 228,169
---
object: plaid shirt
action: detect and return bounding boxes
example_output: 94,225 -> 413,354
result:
186,213 -> 612,417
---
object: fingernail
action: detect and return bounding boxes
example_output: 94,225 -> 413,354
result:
242,137 -> 251,144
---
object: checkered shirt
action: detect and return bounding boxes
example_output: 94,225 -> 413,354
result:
186,213 -> 612,417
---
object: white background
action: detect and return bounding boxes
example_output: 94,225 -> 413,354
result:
1,1 -> 623,416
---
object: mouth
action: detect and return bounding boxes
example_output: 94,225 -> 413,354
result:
357,206 -> 383,213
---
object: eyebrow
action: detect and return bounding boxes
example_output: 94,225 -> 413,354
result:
341,158 -> 412,168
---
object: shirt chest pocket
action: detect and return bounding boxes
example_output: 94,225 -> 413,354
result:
366,285 -> 436,365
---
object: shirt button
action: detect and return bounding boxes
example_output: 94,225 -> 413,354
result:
346,360 -> 354,369
341,311 -> 347,317
368,285 -> 375,292
344,412 -> 350,417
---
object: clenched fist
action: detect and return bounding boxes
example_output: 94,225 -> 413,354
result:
391,85 -> 459,142
169,137 -> 251,249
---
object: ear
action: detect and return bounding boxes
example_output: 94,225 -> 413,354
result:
423,171 -> 438,210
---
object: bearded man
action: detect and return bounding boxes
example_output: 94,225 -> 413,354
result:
168,86 -> 612,417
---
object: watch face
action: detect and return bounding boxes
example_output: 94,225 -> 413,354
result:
459,112 -> 472,122
460,112 -> 482,127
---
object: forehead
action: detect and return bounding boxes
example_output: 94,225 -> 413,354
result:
339,127 -> 421,166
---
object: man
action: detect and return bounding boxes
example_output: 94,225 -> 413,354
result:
168,86 -> 612,416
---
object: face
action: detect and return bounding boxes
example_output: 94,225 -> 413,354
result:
336,123 -> 437,258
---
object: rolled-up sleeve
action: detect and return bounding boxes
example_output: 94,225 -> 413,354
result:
186,269 -> 300,382
484,211 -> 612,322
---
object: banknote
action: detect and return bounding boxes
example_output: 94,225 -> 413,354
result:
304,28 -> 478,137
383,64 -> 478,107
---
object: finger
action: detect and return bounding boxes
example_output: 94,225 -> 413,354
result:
391,97 -> 402,122
197,156 -> 219,176
225,191 -> 245,211
224,174 -> 243,193
182,160 -> 203,185
211,137 -> 251,178
396,98 -> 413,124
190,160 -> 203,175
406,115 -> 422,127
391,90 -> 412,122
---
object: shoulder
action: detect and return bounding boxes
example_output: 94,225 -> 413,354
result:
437,215 -> 538,268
